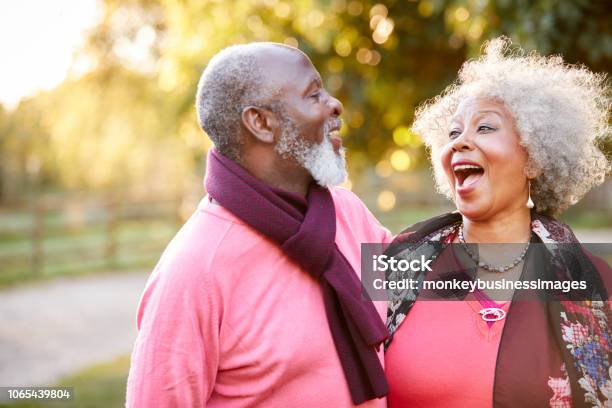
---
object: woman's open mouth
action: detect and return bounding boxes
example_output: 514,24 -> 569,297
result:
453,162 -> 484,195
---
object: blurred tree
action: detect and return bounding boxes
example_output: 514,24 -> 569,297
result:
79,0 -> 612,172
0,0 -> 609,200
0,97 -> 50,202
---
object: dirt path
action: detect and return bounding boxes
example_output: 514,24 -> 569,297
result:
0,270 -> 149,387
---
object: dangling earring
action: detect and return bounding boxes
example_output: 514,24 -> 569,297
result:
526,179 -> 534,209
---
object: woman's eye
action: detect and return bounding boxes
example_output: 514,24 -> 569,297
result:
449,130 -> 461,139
478,125 -> 495,132
310,91 -> 321,100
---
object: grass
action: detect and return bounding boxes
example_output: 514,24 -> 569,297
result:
0,356 -> 130,408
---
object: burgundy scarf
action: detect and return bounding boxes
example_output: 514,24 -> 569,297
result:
205,148 -> 388,404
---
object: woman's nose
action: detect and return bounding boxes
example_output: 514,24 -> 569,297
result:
451,131 -> 474,152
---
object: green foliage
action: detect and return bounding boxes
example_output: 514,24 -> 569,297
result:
0,0 -> 609,200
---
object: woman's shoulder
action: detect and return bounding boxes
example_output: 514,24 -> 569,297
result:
386,211 -> 461,254
531,213 -> 579,243
532,213 -> 611,299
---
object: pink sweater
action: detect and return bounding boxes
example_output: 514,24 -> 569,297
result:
126,187 -> 392,407
385,295 -> 510,408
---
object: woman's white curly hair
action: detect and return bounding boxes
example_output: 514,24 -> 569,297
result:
412,36 -> 610,215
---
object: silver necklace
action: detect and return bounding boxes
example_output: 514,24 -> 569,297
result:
458,225 -> 530,273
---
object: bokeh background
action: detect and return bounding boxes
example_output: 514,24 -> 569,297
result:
0,0 -> 610,406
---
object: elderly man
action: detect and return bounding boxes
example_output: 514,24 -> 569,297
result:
126,43 -> 391,407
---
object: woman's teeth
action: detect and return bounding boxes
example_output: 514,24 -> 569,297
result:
453,164 -> 482,171
453,164 -> 484,186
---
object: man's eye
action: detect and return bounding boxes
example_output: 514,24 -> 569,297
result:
310,91 -> 321,99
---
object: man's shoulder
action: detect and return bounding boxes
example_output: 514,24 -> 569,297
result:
137,200 -> 275,312
328,186 -> 393,243
328,185 -> 378,223
177,202 -> 236,249
163,199 -> 279,274
328,186 -> 367,210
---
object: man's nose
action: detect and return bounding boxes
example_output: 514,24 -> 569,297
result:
328,95 -> 343,117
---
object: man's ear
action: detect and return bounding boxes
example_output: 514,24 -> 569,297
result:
241,106 -> 277,144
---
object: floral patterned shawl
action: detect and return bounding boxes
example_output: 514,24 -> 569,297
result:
384,212 -> 611,408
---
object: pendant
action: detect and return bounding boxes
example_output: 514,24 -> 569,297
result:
479,307 -> 506,322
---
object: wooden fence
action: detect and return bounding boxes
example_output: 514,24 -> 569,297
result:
0,191 -> 194,283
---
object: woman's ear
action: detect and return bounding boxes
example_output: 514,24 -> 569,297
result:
241,106 -> 278,144
525,162 -> 543,179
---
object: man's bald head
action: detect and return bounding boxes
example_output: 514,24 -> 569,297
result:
195,42 -> 304,161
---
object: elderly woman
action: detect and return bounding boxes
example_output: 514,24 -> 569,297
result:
384,38 -> 611,408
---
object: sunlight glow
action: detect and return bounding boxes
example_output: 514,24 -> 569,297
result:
0,0 -> 100,109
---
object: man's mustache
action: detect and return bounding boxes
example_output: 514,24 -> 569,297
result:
326,118 -> 343,133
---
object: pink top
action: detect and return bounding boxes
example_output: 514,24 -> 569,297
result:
126,187 -> 392,407
385,291 -> 511,408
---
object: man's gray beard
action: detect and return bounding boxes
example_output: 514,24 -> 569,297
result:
274,118 -> 347,187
